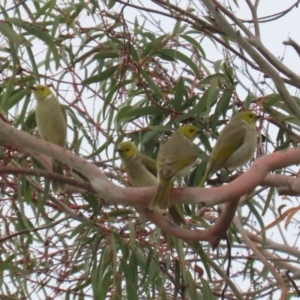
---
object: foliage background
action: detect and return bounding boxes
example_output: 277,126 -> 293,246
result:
0,0 -> 300,299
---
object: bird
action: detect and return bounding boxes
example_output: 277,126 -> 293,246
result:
150,125 -> 199,211
199,111 -> 259,187
31,85 -> 67,193
116,141 -> 157,187
116,141 -> 186,225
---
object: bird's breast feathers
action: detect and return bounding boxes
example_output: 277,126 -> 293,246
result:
36,102 -> 67,146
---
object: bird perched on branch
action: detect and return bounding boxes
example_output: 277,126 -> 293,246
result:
116,141 -> 185,225
199,111 -> 259,187
150,125 -> 200,211
31,85 -> 67,193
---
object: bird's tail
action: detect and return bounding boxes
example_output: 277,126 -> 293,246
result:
150,179 -> 172,210
199,166 -> 210,187
52,159 -> 65,193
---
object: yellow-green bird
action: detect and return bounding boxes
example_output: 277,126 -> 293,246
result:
199,111 -> 259,187
116,141 -> 186,225
31,85 -> 67,193
150,125 -> 199,210
116,141 -> 157,187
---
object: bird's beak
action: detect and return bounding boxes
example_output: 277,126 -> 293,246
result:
29,86 -> 36,91
115,149 -> 122,153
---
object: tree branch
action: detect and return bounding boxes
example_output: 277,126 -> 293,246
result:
2,120 -> 300,247
200,0 -> 300,120
234,217 -> 288,300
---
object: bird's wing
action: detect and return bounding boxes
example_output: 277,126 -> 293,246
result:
140,155 -> 157,177
158,139 -> 196,179
60,104 -> 67,122
209,124 -> 246,174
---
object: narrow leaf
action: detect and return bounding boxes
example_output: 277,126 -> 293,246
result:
82,65 -> 119,84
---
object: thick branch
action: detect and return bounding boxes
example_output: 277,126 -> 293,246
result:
200,0 -> 300,120
2,120 -> 300,207
212,0 -> 300,88
2,120 -> 300,246
208,198 -> 240,249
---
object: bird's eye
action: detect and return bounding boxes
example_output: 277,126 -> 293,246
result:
190,129 -> 194,133
41,88 -> 44,91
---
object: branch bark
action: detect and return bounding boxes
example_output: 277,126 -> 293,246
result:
1,120 -> 300,248
200,0 -> 300,120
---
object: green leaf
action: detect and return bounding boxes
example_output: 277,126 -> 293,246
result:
107,0 -> 116,9
199,73 -> 228,86
140,41 -> 157,58
0,21 -> 31,46
262,186 -> 275,216
190,242 -> 212,280
245,200 -> 265,233
93,52 -> 119,60
201,278 -> 214,300
84,194 -> 101,216
8,18 -> 60,69
180,34 -> 206,58
2,88 -> 29,112
70,221 -> 94,239
214,60 -> 223,73
127,42 -> 139,62
262,93 -> 282,108
82,65 -> 119,84
92,245 -> 111,299
116,106 -> 164,126
185,270 -> 198,300
140,68 -> 163,98
173,77 -> 186,111
212,89 -> 232,131
0,263 -> 24,274
26,46 -> 40,81
15,93 -> 32,127
34,0 -> 56,20
86,135 -> 114,158
120,254 -> 139,300
197,80 -> 219,117
263,94 -> 300,126
140,32 -> 156,42
174,82 -> 219,123
155,49 -> 200,77
173,20 -> 182,35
